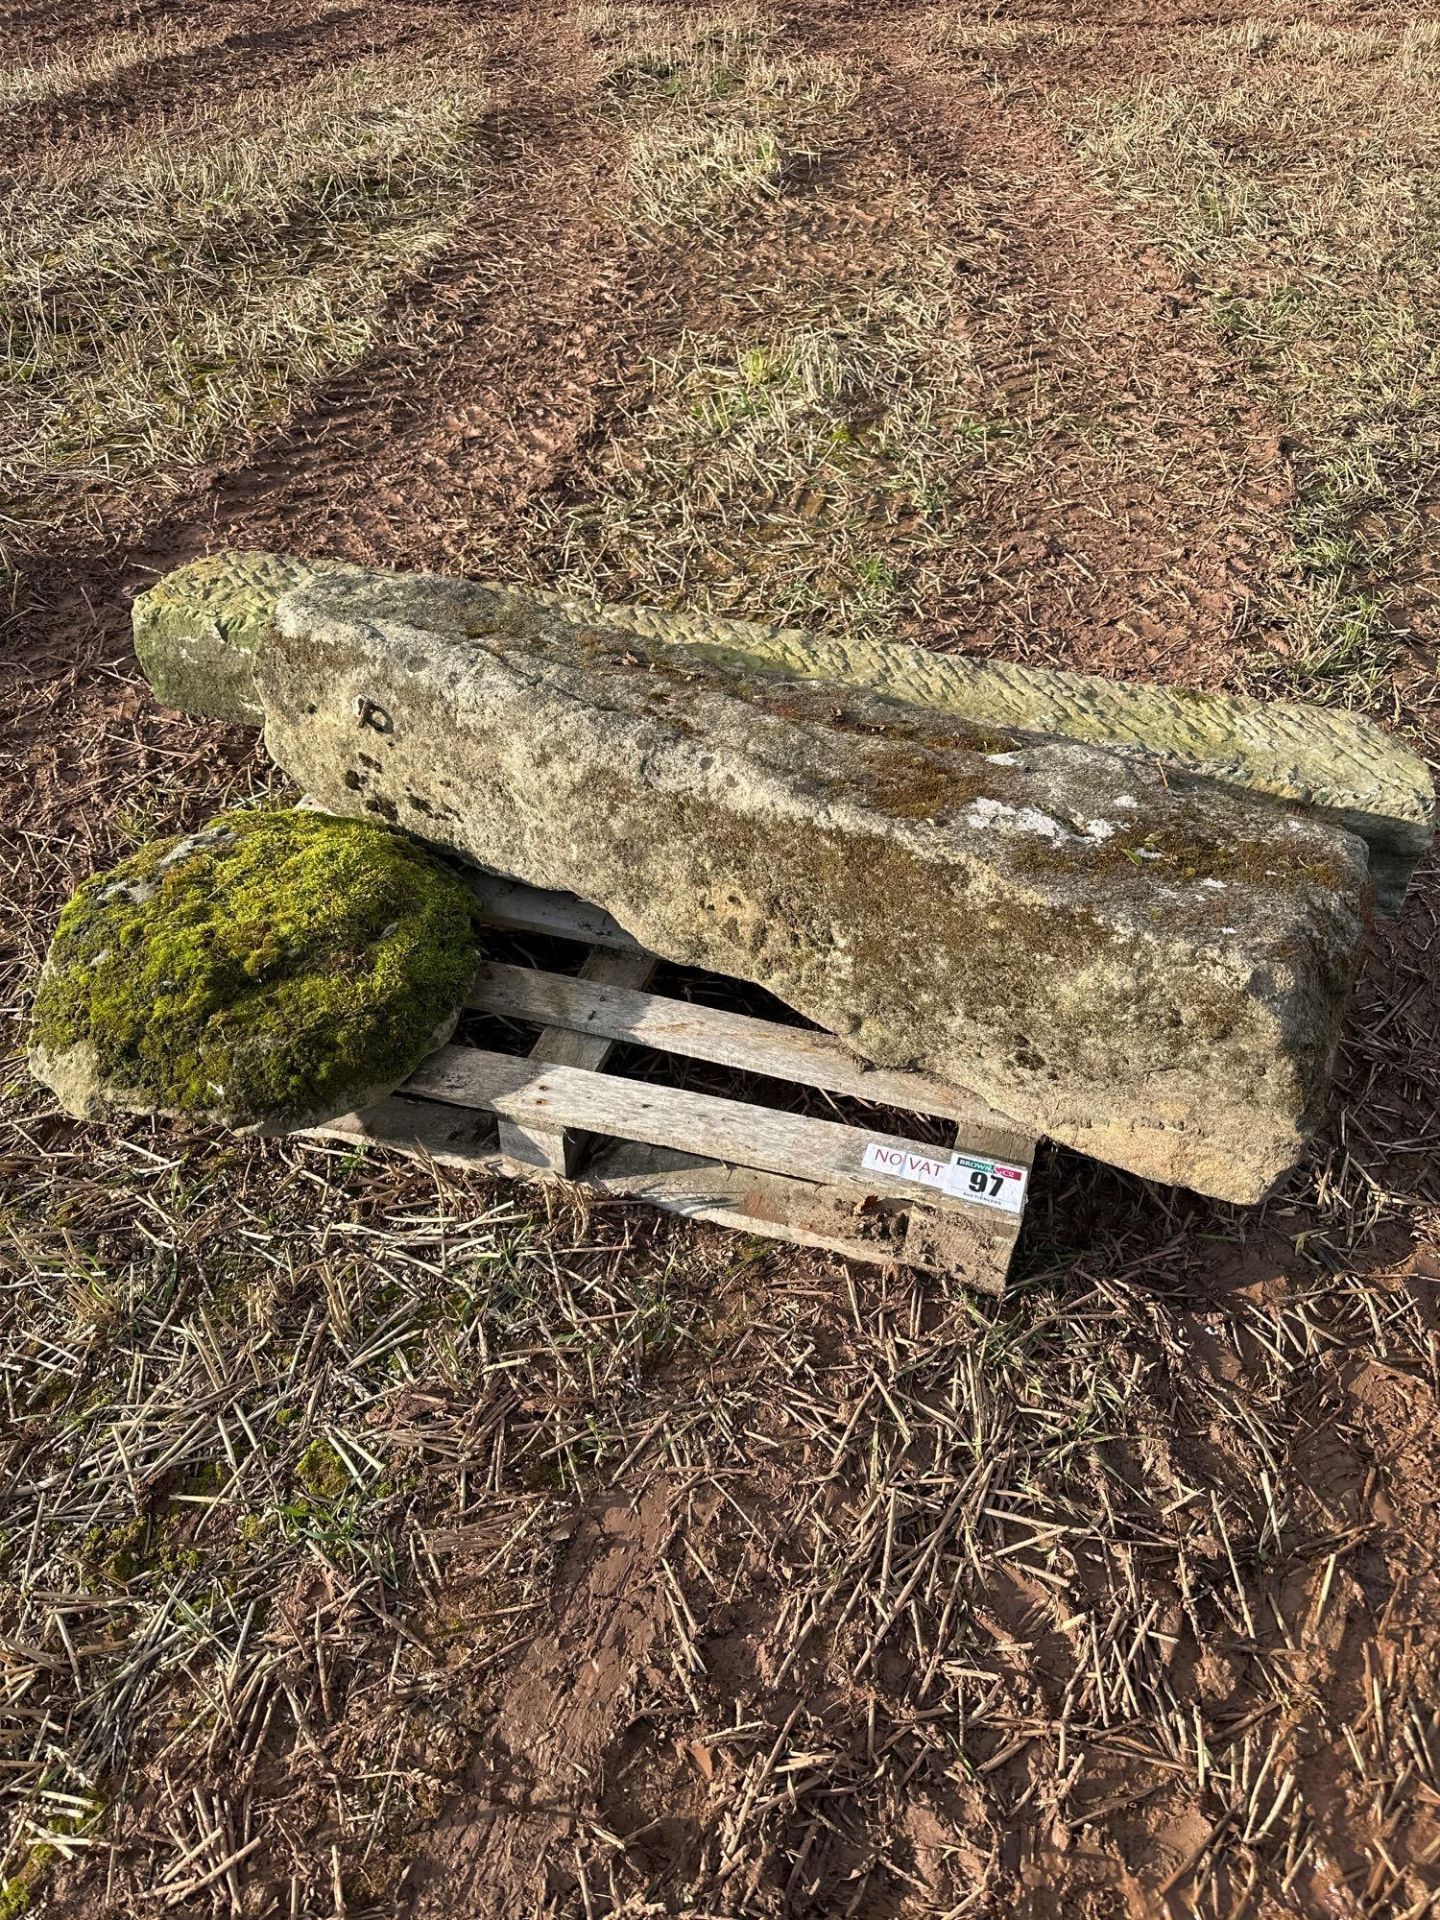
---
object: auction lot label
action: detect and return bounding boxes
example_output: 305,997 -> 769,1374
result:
944,1152 -> 1027,1215
861,1142 -> 1028,1215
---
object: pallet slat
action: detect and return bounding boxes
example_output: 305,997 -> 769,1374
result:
404,1045 -> 1019,1217
590,1140 -> 1014,1284
495,947 -> 658,1173
470,960 -> 1028,1148
310,1112 -> 1013,1290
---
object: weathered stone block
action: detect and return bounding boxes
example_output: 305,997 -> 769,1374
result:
554,599 -> 1433,915
252,568 -> 1372,1203
132,551 -> 1435,910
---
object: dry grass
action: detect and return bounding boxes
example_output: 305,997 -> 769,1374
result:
0,1113 -> 743,1910
1076,20 -> 1440,706
539,228 -> 985,635
913,15 -> 1085,67
0,650 -> 751,1903
0,17 -> 233,108
524,10 -> 991,640
0,40 -> 497,556
579,6 -> 856,233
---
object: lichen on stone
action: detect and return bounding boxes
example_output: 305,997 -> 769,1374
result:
30,806 -> 480,1131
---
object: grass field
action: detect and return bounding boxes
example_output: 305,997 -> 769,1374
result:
2,3 -> 1438,1916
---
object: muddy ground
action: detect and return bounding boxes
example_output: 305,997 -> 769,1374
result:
2,2 -> 1438,1916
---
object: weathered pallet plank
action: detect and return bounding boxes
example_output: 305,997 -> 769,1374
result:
318,1094 -> 499,1168
403,1045 -> 1019,1217
588,1141 -> 910,1265
903,1205 -> 1004,1276
590,1140 -> 1014,1289
308,1111 -> 1013,1287
470,960 -> 1028,1148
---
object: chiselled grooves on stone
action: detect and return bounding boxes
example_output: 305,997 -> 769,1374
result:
132,551 -> 1435,913
251,569 -> 1371,1204
133,551 -> 364,726
517,590 -> 1431,912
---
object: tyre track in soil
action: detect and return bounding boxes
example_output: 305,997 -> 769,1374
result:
124,0 -> 1291,684
397,1481 -> 691,1919
789,4 -> 1296,688
0,5 -> 437,172
0,0 -> 152,62
129,14 -> 651,596
3,0 -> 704,996
0,0 -> 325,66
2,0 -> 638,923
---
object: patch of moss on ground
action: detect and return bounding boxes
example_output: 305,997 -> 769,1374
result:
0,1800 -> 103,1919
296,1435 -> 350,1502
81,1465 -> 234,1588
31,806 -> 480,1130
83,1513 -> 149,1587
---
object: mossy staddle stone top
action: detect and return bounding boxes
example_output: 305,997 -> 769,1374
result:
29,807 -> 479,1132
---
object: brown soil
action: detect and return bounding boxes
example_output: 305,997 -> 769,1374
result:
3,3 -> 1439,1917
774,10 -> 1282,684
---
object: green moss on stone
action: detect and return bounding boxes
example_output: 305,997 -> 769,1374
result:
31,806 -> 479,1130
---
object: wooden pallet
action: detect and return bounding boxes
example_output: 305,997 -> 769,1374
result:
310,873 -> 1037,1292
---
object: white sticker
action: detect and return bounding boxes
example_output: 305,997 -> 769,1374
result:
861,1141 -> 1029,1216
861,1142 -> 955,1194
